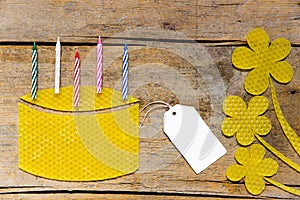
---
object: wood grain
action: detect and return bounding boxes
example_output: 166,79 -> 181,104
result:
0,1 -> 299,44
0,44 -> 299,199
0,0 -> 299,199
0,193 -> 258,200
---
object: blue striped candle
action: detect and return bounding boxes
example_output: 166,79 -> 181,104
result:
31,42 -> 38,100
122,42 -> 128,100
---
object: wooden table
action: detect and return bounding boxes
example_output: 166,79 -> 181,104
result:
0,1 -> 299,199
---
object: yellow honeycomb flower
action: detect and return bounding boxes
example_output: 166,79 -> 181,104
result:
222,96 -> 271,146
226,144 -> 278,195
232,28 -> 293,95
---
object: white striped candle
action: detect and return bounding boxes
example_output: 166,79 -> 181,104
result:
122,42 -> 128,100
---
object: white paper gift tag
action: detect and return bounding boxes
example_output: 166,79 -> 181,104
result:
163,104 -> 226,174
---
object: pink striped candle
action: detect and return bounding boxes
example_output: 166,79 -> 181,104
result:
74,50 -> 80,107
96,36 -> 103,93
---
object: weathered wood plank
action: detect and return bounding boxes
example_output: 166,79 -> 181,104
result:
0,1 -> 299,199
0,0 -> 299,44
0,193 -> 259,200
0,44 -> 299,199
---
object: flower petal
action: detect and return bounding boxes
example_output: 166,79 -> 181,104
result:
234,146 -> 250,165
250,144 -> 265,164
223,96 -> 247,117
257,158 -> 278,177
252,116 -> 272,136
269,38 -> 291,61
247,28 -> 270,54
270,61 -> 294,84
222,118 -> 239,137
236,128 -> 254,146
245,174 -> 265,195
248,96 -> 269,116
244,67 -> 269,95
226,164 -> 246,181
232,47 -> 257,70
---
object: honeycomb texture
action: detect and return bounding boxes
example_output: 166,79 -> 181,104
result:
231,28 -> 293,95
20,86 -> 138,111
226,144 -> 278,195
222,96 -> 271,146
270,80 -> 300,155
18,86 -> 139,181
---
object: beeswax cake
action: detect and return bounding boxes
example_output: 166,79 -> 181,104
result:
18,86 -> 139,181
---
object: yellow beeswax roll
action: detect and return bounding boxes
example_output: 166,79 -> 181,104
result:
18,86 -> 139,181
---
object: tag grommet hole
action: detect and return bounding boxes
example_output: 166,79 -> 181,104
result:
172,112 -> 176,116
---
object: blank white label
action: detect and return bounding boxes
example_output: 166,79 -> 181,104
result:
163,104 -> 226,174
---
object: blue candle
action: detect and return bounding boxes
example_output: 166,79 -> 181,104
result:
122,42 -> 128,100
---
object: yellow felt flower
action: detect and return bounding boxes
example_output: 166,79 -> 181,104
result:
232,28 -> 293,95
222,96 -> 271,146
226,144 -> 278,195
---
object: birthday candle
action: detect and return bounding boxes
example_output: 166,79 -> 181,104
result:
31,42 -> 38,100
55,37 -> 61,94
74,50 -> 80,107
122,42 -> 128,100
96,36 -> 103,93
